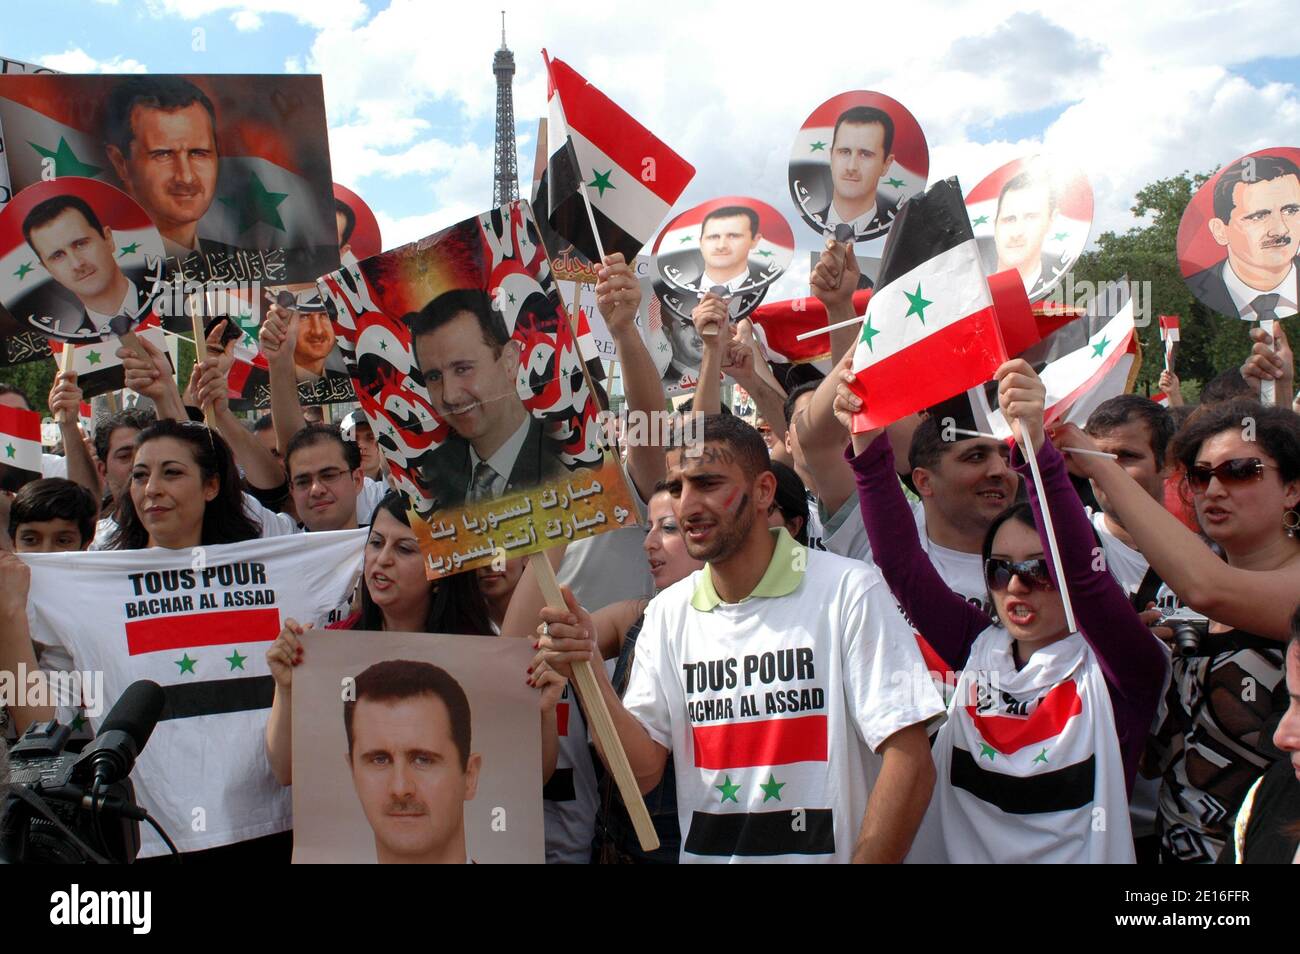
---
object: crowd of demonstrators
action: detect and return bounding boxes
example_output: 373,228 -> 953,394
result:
7,228 -> 1300,865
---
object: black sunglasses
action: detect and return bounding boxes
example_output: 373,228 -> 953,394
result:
1185,457 -> 1276,493
984,557 -> 1054,592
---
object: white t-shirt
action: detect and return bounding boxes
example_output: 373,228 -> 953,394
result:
623,531 -> 946,863
41,453 -> 68,478
92,492 -> 300,549
1090,509 -> 1150,597
357,476 -> 386,526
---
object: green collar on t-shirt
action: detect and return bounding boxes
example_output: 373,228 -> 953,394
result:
690,527 -> 805,612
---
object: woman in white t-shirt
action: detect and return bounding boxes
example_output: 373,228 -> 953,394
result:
837,358 -> 1167,863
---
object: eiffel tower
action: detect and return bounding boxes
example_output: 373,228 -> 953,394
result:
491,12 -> 519,206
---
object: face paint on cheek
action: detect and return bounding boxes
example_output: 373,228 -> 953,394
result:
722,489 -> 741,513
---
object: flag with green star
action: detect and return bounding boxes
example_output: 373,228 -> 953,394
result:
0,403 -> 42,492
847,179 -> 1007,431
44,325 -> 172,400
0,73 -> 341,284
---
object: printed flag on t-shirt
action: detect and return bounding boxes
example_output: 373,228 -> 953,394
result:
0,402 -> 41,490
538,51 -> 695,266
847,178 -> 1009,432
21,530 -> 365,856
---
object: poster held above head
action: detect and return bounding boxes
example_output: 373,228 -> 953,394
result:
290,630 -> 543,864
0,73 -> 339,293
318,200 -> 638,577
0,177 -> 165,345
964,156 -> 1094,304
788,90 -> 929,245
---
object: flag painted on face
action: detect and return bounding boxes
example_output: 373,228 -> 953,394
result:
538,52 -> 695,267
847,178 -> 1010,432
20,529 -> 365,857
964,157 -> 1094,304
0,402 -> 41,490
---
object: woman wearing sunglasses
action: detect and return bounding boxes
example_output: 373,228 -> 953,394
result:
836,358 -> 1167,863
1055,399 -> 1300,863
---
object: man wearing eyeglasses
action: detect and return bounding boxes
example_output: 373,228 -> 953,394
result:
284,423 -> 366,533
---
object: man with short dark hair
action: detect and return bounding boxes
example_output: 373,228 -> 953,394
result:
979,170 -> 1064,300
22,195 -> 137,338
538,414 -> 943,863
815,106 -> 898,237
103,76 -> 231,263
697,206 -> 766,293
344,659 -> 481,865
8,478 -> 97,552
1186,154 -> 1300,319
93,407 -> 155,507
284,424 -> 366,533
410,288 -> 567,509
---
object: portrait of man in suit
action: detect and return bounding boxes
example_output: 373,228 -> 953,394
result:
344,660 -> 481,865
817,106 -> 898,240
103,76 -> 237,266
979,169 -> 1064,302
21,194 -> 139,339
410,288 -> 568,509
1185,154 -> 1300,320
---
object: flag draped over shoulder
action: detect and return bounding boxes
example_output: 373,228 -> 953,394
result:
22,529 -> 365,857
0,402 -> 41,491
848,178 -> 1009,432
538,52 -> 694,265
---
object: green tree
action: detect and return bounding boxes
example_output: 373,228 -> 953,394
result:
1070,169 -> 1295,398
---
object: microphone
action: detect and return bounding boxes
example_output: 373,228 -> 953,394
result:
72,680 -> 166,790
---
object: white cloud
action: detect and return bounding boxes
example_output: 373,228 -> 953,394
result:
144,0 -> 367,30
39,48 -> 149,73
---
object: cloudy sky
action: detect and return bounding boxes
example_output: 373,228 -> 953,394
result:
6,0 -> 1300,299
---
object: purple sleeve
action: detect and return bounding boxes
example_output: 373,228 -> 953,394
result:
1013,437 -> 1168,789
846,435 -> 991,671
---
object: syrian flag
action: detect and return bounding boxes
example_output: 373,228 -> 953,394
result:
1159,313 -> 1180,371
684,715 -> 835,858
21,530 -> 364,856
847,178 -> 1011,432
538,52 -> 695,265
1152,391 -> 1171,408
751,288 -> 874,364
0,74 -> 339,284
957,282 -> 1141,440
49,319 -> 170,400
78,400 -> 93,436
0,402 -> 41,491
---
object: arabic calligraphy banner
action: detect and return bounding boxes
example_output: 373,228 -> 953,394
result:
318,200 -> 638,578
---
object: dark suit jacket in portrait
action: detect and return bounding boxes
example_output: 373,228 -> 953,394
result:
814,192 -> 899,238
420,414 -> 569,511
1184,256 -> 1300,318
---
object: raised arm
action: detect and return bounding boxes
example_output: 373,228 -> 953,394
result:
259,303 -> 308,456
47,372 -> 101,500
595,254 -> 667,499
1054,422 -> 1300,640
688,293 -> 727,417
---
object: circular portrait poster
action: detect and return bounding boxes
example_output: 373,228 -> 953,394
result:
0,177 -> 165,342
652,196 -> 794,323
1176,147 -> 1300,321
964,156 -> 1094,303
333,182 -> 384,263
788,90 -> 929,243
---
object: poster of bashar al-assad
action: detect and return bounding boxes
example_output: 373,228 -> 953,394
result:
965,157 -> 1093,304
788,91 -> 929,244
291,630 -> 543,864
0,73 -> 338,290
0,178 -> 164,343
652,197 -> 794,321
333,182 -> 384,263
1177,147 -> 1300,321
318,200 -> 639,577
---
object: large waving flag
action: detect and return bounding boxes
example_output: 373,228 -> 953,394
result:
848,178 -> 1010,432
538,52 -> 694,265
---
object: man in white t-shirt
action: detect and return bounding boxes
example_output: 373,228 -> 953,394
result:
537,414 -> 943,863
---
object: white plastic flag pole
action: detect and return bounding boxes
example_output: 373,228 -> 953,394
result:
1259,319 -> 1279,406
1018,426 -> 1078,634
795,312 -> 863,341
578,177 -> 609,264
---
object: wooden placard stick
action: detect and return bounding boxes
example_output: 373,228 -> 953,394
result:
528,551 -> 660,852
187,291 -> 216,428
52,343 -> 76,424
